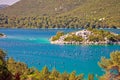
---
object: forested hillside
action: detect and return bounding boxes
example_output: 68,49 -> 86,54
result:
0,0 -> 120,28
0,0 -> 84,16
61,0 -> 120,28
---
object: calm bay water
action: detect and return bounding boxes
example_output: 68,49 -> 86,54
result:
0,28 -> 120,79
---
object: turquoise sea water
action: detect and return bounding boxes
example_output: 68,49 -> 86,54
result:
0,28 -> 120,79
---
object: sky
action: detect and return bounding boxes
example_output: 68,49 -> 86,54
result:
0,0 -> 20,5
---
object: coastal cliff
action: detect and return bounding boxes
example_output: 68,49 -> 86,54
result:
50,29 -> 120,45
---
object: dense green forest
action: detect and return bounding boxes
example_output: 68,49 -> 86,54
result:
0,49 -> 120,80
0,14 -> 119,28
0,0 -> 120,28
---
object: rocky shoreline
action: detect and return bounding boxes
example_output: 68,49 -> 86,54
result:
50,29 -> 120,45
0,33 -> 7,38
50,40 -> 120,45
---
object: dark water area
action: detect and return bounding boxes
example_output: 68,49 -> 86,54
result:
0,28 -> 120,79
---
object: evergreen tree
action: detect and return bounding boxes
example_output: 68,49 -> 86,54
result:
69,71 -> 76,80
40,66 -> 50,80
88,74 -> 94,80
49,68 -> 59,80
0,49 -> 13,80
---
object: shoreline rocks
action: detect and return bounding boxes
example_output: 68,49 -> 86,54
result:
50,40 -> 120,45
0,33 -> 7,38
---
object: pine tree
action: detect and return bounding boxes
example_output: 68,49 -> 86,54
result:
69,71 -> 76,80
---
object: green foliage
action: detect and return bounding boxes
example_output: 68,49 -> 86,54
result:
88,35 -> 102,42
0,66 -> 13,80
69,71 -> 76,80
0,49 -> 6,66
49,68 -> 59,80
0,49 -> 13,80
91,29 -> 110,37
69,71 -> 84,80
88,74 -> 94,80
116,34 -> 120,41
63,0 -> 120,28
0,49 -> 6,59
7,57 -> 30,75
51,31 -> 64,41
106,34 -> 117,42
0,13 -> 119,28
98,57 -> 113,70
98,51 -> 120,80
110,51 -> 120,65
6,57 -> 34,80
76,74 -> 84,80
64,34 -> 83,42
58,72 -> 69,80
88,30 -> 104,42
41,66 -> 49,75
88,29 -> 120,42
98,51 -> 120,70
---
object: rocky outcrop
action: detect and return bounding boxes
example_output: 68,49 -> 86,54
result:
0,33 -> 6,38
50,29 -> 120,45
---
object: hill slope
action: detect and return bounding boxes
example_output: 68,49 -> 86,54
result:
0,0 -> 85,16
61,0 -> 120,27
0,0 -> 120,28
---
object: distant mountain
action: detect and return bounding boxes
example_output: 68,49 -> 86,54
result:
0,4 -> 9,9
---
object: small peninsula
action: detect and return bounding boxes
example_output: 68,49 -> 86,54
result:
50,29 -> 120,45
0,33 -> 6,38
